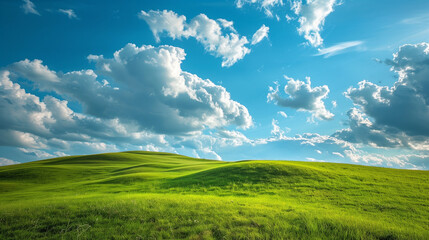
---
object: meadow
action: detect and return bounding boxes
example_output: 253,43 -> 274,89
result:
0,151 -> 428,239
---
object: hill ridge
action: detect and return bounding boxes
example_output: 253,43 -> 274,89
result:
0,151 -> 428,239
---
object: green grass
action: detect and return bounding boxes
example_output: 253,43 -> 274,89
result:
0,151 -> 428,239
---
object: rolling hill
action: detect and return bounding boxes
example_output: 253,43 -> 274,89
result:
0,151 -> 428,239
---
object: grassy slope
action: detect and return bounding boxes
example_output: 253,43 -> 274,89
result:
0,151 -> 428,239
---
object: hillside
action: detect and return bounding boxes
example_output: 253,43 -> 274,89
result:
0,151 -> 428,239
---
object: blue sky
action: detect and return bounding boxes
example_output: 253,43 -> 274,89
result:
1,0 -> 429,169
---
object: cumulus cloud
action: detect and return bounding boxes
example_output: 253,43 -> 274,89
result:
21,0 -> 40,15
139,10 -> 265,67
9,59 -> 60,83
87,44 -> 252,133
3,53 -> 427,169
284,133 -> 425,169
0,70 -> 135,149
315,41 -> 363,58
333,108 -> 422,149
186,106 -> 428,169
1,43 -> 252,161
139,10 -> 188,42
291,0 -> 339,47
268,75 -> 334,121
0,70 -> 53,138
236,0 -> 284,17
236,0 -> 340,47
15,46 -> 252,134
334,42 -> 429,150
251,24 -> 270,45
0,130 -> 46,149
216,130 -> 252,147
59,9 -> 77,19
213,119 -> 426,169
217,19 -> 237,33
0,157 -> 20,166
344,150 -> 429,169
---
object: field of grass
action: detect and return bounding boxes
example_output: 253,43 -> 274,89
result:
0,151 -> 428,239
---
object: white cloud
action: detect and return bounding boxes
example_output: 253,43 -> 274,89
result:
0,70 -> 120,149
335,42 -> 429,150
200,147 -> 222,160
14,45 -> 252,135
19,148 -> 55,159
236,0 -> 284,17
139,10 -> 189,42
268,75 -> 334,121
217,18 -> 237,33
271,119 -> 285,138
1,43 -> 252,159
214,120 -> 426,169
0,157 -> 20,166
88,44 -> 253,132
334,108 -> 417,149
315,41 -> 363,58
59,9 -> 77,19
0,70 -> 53,138
79,142 -> 118,152
10,59 -> 59,84
278,111 -> 288,118
235,0 -> 340,47
216,130 -> 252,147
251,24 -> 270,45
401,14 -> 429,25
332,151 -> 344,158
344,150 -> 428,169
306,157 -> 325,162
290,0 -> 339,47
21,0 -> 40,15
0,130 -> 46,149
139,10 -> 257,67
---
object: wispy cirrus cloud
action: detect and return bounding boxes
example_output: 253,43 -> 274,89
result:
59,9 -> 78,19
251,24 -> 269,45
400,14 -> 429,25
315,41 -> 363,58
21,0 -> 40,15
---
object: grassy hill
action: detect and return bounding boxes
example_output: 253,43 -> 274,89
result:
0,151 -> 428,239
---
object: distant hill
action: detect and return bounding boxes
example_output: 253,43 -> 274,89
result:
0,151 -> 428,239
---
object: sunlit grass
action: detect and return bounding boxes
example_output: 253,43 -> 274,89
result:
0,151 -> 428,239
